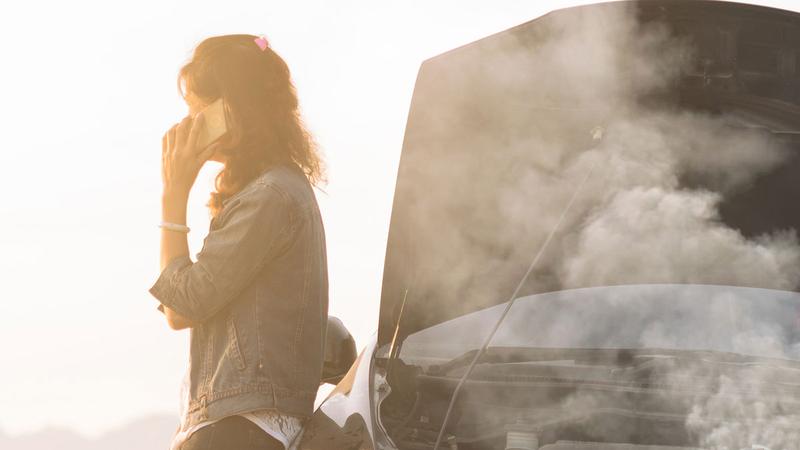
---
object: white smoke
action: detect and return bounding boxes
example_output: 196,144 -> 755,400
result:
686,374 -> 800,450
396,2 -> 800,448
562,186 -> 800,290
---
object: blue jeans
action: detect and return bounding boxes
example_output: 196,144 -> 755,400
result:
179,415 -> 284,450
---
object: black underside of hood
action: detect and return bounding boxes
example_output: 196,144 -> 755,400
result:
378,0 -> 800,348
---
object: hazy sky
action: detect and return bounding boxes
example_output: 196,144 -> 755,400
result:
0,0 -> 795,440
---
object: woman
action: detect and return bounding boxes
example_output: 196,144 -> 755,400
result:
148,34 -> 328,450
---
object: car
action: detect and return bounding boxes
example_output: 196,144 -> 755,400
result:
303,1 -> 800,449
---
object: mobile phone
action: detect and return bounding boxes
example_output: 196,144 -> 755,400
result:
195,97 -> 228,151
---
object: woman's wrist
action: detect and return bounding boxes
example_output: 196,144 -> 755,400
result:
162,187 -> 190,224
163,184 -> 191,201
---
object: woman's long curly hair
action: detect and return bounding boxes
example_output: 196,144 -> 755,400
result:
177,34 -> 325,219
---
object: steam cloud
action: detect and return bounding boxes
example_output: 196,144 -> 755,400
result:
398,3 -> 800,448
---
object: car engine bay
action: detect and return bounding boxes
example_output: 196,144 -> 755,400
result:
377,352 -> 800,450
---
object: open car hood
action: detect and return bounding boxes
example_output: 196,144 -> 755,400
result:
378,0 -> 800,348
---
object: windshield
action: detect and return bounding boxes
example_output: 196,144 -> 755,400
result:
400,284 -> 800,364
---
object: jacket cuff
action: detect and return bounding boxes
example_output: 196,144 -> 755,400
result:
149,254 -> 193,314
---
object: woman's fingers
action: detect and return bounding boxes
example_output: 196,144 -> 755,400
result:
175,116 -> 193,150
167,124 -> 178,157
160,116 -> 208,191
186,112 -> 204,154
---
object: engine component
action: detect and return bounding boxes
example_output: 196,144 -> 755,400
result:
505,420 -> 538,450
539,443 -> 702,450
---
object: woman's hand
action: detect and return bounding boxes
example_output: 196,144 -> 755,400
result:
161,113 -> 220,195
163,305 -> 196,330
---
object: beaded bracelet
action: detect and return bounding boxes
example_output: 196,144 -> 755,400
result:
159,221 -> 190,233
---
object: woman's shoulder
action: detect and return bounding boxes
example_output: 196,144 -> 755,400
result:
254,162 -> 315,209
215,163 -> 316,231
221,162 -> 311,209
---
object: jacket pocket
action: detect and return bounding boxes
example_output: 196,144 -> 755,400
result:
226,314 -> 247,371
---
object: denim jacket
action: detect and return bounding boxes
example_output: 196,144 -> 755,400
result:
148,162 -> 328,429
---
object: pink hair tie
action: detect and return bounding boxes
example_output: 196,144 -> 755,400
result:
254,36 -> 269,51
